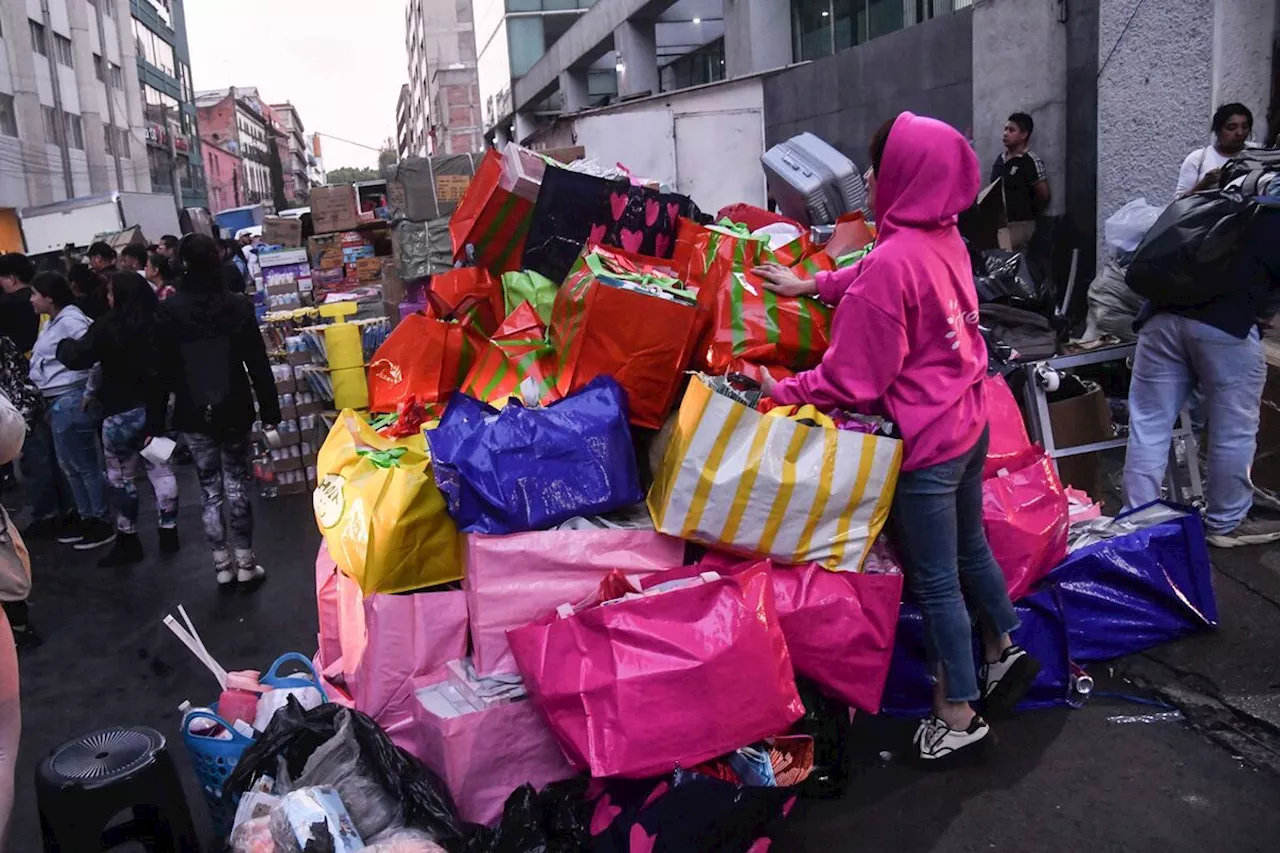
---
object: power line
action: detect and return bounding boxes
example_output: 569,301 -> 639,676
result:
314,131 -> 388,154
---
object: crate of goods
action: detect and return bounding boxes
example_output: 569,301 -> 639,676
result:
310,184 -> 360,233
761,132 -> 868,227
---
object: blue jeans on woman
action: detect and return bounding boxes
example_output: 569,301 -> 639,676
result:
48,388 -> 108,521
891,427 -> 1020,703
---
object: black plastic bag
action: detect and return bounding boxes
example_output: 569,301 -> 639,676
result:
974,249 -> 1052,313
790,678 -> 849,800
464,779 -> 590,853
225,699 -> 466,850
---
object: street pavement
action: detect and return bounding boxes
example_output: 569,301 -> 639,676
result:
9,476 -> 1280,852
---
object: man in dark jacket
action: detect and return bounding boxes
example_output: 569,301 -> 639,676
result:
0,253 -> 40,353
1124,179 -> 1280,548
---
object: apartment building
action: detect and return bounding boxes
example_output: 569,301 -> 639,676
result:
195,86 -> 276,213
270,101 -> 311,204
405,0 -> 483,155
0,0 -> 154,247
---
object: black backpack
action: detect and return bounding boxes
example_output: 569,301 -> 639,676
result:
1126,152 -> 1279,307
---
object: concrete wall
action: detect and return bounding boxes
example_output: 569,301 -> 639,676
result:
762,9 -> 974,171
1096,0 -> 1214,238
972,0 -> 1067,215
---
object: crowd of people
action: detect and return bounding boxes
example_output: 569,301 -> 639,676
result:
0,233 -> 280,648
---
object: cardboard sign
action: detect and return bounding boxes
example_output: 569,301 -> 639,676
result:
263,216 -> 303,248
436,174 -> 472,203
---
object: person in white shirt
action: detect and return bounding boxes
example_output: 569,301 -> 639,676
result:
1176,103 -> 1254,198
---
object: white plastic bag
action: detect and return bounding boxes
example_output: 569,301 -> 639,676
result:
1104,199 -> 1164,255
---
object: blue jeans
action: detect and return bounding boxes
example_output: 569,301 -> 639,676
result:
48,388 -> 108,521
892,427 -> 1020,703
1123,313 -> 1265,534
20,415 -> 72,522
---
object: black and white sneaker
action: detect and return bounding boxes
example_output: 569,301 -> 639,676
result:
73,518 -> 116,551
981,645 -> 1041,718
913,714 -> 991,763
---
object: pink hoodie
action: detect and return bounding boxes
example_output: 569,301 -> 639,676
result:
771,112 -> 987,472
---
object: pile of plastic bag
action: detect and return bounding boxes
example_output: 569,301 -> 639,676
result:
223,149 -> 1223,852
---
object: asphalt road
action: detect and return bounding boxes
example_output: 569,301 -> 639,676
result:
10,481 -> 1280,852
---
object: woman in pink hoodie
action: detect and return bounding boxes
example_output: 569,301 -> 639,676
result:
756,112 -> 1039,763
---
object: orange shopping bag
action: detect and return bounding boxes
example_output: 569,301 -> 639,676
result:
366,293 -> 489,414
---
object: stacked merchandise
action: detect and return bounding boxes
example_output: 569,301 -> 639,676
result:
259,248 -> 313,312
383,152 -> 482,286
208,140 -> 1220,852
307,183 -> 396,302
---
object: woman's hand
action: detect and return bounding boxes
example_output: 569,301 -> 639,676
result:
759,372 -> 778,399
752,263 -> 818,298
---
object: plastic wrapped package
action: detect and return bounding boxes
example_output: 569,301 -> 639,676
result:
1081,260 -> 1144,343
364,828 -> 450,852
1104,198 -> 1164,256
269,787 -> 364,853
393,218 -> 454,281
230,815 -> 275,853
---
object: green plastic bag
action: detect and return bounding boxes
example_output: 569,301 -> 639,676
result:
501,270 -> 559,325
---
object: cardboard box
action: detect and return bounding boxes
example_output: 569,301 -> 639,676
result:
263,217 -> 303,248
355,256 -> 383,282
1048,382 -> 1111,502
311,185 -> 360,233
959,180 -> 1013,252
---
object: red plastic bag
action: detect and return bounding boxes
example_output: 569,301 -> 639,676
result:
506,563 -> 804,778
426,267 -> 503,335
983,453 -> 1069,600
983,373 -> 1035,478
698,265 -> 833,373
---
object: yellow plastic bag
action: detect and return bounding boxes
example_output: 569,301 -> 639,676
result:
314,411 -> 463,595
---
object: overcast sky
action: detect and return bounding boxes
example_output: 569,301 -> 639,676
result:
185,0 -> 406,171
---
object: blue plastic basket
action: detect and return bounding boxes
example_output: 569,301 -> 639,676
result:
181,653 -> 326,837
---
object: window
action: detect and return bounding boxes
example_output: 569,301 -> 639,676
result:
103,0 -> 114,18
54,34 -> 74,67
105,125 -> 131,158
93,53 -> 104,81
63,112 -> 83,149
0,95 -> 17,138
41,105 -> 60,144
104,124 -> 114,155
118,127 -> 130,158
132,19 -> 175,77
108,62 -> 124,90
29,21 -> 47,56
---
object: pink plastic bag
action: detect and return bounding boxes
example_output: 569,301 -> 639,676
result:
983,453 -> 1069,600
465,529 -> 686,676
507,563 -> 804,778
666,553 -> 904,713
315,544 -> 468,720
316,547 -> 342,670
983,373 -> 1035,479
405,673 -> 577,826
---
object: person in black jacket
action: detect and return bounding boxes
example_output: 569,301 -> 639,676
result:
57,272 -> 178,567
67,263 -> 109,320
0,254 -> 39,354
157,234 -> 279,588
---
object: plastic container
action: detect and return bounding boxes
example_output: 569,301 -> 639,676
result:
183,654 -> 326,838
218,671 -> 265,727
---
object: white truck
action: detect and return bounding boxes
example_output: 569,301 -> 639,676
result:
18,191 -> 182,256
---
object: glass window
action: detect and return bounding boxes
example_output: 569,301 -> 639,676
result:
29,21 -> 47,56
109,62 -> 124,90
93,53 -> 105,81
118,128 -> 130,158
63,112 -> 84,149
867,0 -> 903,38
0,95 -> 17,138
54,33 -> 74,67
103,0 -> 114,18
792,0 -> 832,61
104,124 -> 114,155
41,106 -> 60,144
507,16 -> 544,77
833,0 -> 867,50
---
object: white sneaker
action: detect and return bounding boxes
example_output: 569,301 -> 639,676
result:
215,568 -> 235,587
236,564 -> 266,585
913,714 -> 991,763
1206,515 -> 1280,548
981,645 -> 1041,717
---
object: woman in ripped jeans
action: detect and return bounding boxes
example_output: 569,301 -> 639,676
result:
156,235 -> 280,589
57,272 -> 178,566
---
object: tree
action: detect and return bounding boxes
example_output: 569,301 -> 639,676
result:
268,141 -> 288,212
377,136 -> 398,173
324,165 -> 379,184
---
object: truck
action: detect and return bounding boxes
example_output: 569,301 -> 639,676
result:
214,204 -> 266,238
18,191 -> 182,256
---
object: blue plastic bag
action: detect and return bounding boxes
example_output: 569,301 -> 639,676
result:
879,589 -> 1071,717
426,376 -> 643,534
1048,501 -> 1216,663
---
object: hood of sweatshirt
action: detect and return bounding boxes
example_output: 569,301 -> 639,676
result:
874,112 -> 980,240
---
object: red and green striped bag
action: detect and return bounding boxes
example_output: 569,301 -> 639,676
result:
550,248 -> 704,430
460,301 -> 560,405
698,265 -> 833,374
449,149 -> 534,275
687,220 -> 771,284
